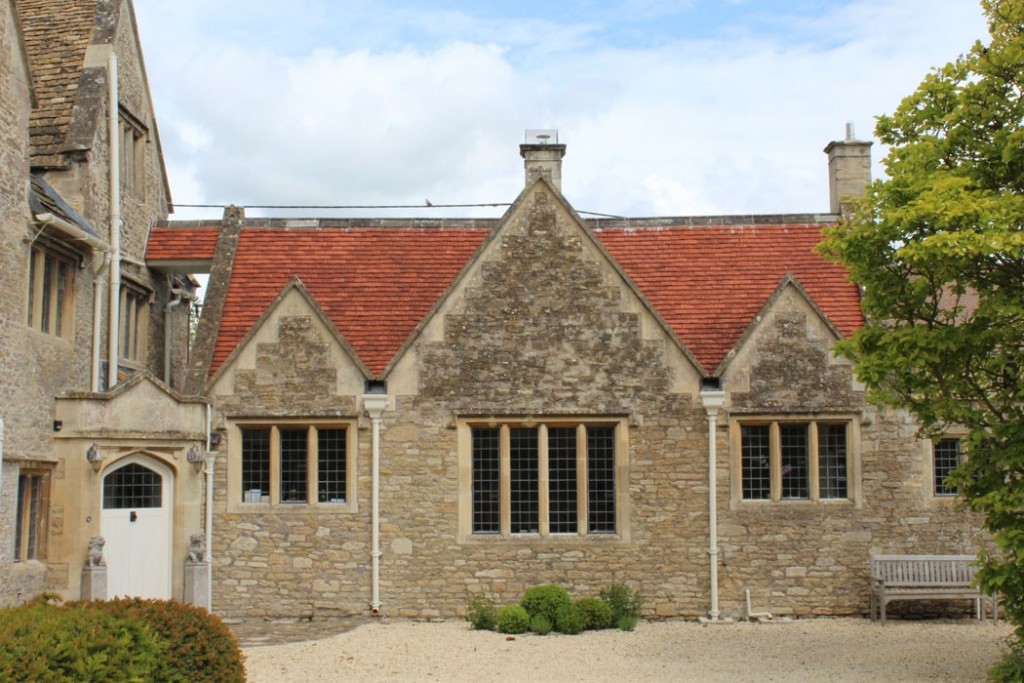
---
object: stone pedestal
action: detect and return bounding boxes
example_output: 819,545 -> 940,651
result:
184,561 -> 210,609
81,565 -> 107,601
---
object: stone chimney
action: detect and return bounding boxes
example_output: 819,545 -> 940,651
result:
520,129 -> 566,191
823,123 -> 872,214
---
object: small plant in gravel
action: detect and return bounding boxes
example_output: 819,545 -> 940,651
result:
617,614 -> 638,632
496,605 -> 530,634
520,584 -> 572,625
575,597 -> 613,630
466,593 -> 497,631
600,582 -> 642,624
554,602 -> 586,635
529,613 -> 553,635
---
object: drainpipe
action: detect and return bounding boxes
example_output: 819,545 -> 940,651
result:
0,418 -> 5,520
107,51 -> 121,389
91,255 -> 110,391
203,403 -> 216,611
700,385 -> 726,621
33,212 -> 110,391
361,391 -> 389,616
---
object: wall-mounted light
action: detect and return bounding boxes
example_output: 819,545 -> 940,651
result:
86,443 -> 102,472
186,444 -> 205,473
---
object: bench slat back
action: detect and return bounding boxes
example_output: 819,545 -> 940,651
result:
870,554 -> 977,587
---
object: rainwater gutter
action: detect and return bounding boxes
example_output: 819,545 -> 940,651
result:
361,391 -> 389,616
106,51 -> 121,389
700,386 -> 727,622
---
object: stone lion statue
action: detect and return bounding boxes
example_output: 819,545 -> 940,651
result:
187,531 -> 206,562
86,536 -> 105,567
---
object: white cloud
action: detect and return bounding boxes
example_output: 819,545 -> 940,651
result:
134,0 -> 989,220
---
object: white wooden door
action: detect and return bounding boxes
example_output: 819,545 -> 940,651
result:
101,456 -> 173,599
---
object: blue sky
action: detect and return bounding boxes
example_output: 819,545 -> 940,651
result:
133,0 -> 988,219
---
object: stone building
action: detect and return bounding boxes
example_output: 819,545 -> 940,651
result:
1,0 -> 204,607
146,133 -> 985,621
2,0 -> 984,621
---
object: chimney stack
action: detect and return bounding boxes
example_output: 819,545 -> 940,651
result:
520,129 -> 566,191
823,123 -> 872,214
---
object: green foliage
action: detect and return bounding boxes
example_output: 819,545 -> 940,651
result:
529,613 -> 553,635
600,582 -> 643,623
554,602 -> 586,635
818,0 -> 1024,669
520,584 -> 572,625
76,598 -> 245,683
990,641 -> 1024,682
575,597 -> 613,630
466,593 -> 498,631
495,605 -> 530,634
0,601 -> 167,682
617,615 -> 638,632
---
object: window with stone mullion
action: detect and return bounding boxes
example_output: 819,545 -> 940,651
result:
510,428 -> 539,533
818,423 -> 848,498
548,427 -> 578,533
741,425 -> 771,500
780,424 -> 809,499
279,428 -> 309,503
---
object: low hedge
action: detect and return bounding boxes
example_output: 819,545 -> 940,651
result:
0,597 -> 245,683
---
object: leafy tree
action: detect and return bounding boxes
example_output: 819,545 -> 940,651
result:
819,0 -> 1024,653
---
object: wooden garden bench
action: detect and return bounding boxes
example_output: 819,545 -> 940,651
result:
869,554 -> 996,622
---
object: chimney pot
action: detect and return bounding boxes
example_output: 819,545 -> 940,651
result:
520,129 -> 566,191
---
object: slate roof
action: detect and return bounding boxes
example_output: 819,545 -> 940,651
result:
18,0 -> 99,165
29,172 -> 100,238
149,213 -> 863,379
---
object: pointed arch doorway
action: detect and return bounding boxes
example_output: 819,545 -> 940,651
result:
101,454 -> 173,599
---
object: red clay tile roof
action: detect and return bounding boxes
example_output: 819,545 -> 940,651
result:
213,227 -> 490,377
146,226 -> 220,261
595,223 -> 864,372
150,219 -> 863,379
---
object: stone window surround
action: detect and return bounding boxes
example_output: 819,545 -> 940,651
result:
225,418 -> 358,514
15,466 -> 52,562
728,414 -> 863,508
26,240 -> 78,341
118,278 -> 151,364
456,416 -> 631,545
119,107 -> 148,197
928,436 -> 964,501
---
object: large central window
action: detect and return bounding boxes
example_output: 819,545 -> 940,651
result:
464,420 -> 623,539
231,421 -> 356,512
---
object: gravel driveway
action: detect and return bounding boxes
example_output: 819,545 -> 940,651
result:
243,617 -> 1012,682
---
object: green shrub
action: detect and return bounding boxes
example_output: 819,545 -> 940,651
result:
554,602 -> 586,635
991,641 -> 1024,682
77,598 -> 245,683
466,593 -> 498,631
575,597 -> 613,630
600,581 -> 643,623
0,600 -> 167,682
617,614 -> 638,631
520,584 -> 572,625
496,605 -> 530,634
529,613 -> 553,635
